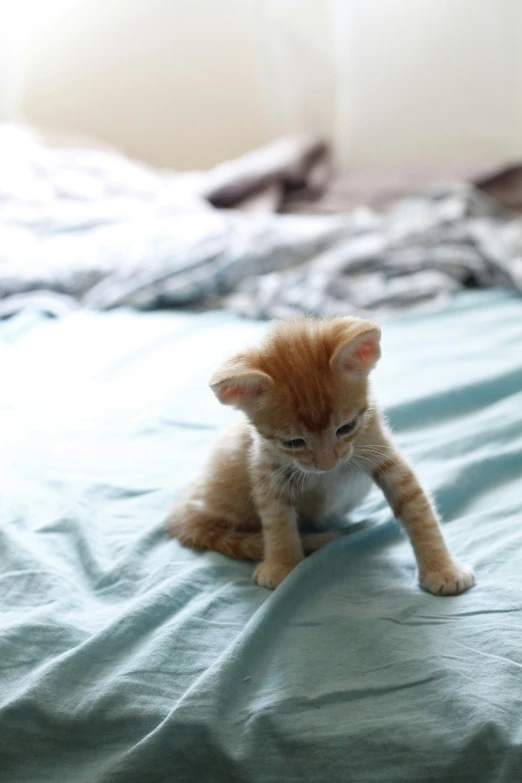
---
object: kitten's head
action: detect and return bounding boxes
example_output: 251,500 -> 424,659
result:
210,317 -> 381,473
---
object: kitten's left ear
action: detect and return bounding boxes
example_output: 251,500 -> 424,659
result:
330,324 -> 381,374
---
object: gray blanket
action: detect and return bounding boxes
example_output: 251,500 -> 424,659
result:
229,183 -> 522,318
1,126 -> 521,319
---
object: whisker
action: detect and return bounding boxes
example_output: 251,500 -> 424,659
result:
299,467 -> 308,499
292,465 -> 302,502
284,469 -> 294,504
357,445 -> 394,457
349,456 -> 371,474
356,446 -> 397,464
248,463 -> 288,503
354,451 -> 399,476
275,464 -> 293,502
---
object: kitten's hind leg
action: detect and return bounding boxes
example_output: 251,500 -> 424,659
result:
167,501 -> 339,571
166,500 -> 264,561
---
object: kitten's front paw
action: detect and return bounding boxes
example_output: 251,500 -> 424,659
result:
253,560 -> 299,589
420,562 -> 475,596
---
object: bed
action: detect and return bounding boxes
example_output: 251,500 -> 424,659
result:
0,127 -> 521,782
1,288 -> 521,782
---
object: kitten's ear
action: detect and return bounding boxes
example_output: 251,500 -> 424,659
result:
330,324 -> 381,374
210,358 -> 273,410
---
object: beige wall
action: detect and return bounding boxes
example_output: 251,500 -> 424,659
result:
13,0 -> 522,169
330,0 -> 522,167
18,0 -> 274,168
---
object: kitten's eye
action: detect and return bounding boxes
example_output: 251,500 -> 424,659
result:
280,437 -> 306,449
336,420 -> 357,436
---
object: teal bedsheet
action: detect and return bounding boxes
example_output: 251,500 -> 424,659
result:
0,291 -> 521,782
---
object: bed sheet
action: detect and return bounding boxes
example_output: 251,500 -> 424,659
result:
0,290 -> 521,782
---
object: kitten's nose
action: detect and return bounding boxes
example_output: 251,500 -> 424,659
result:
316,451 -> 337,472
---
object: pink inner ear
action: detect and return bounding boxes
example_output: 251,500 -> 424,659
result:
337,332 -> 380,372
353,338 -> 378,366
220,386 -> 243,404
220,379 -> 265,404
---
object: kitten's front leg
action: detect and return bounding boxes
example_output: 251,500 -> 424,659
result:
253,501 -> 304,589
371,438 -> 475,596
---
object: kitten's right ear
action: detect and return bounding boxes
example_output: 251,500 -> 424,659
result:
209,358 -> 273,410
330,324 -> 381,375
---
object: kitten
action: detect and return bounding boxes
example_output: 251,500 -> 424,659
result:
167,316 -> 475,595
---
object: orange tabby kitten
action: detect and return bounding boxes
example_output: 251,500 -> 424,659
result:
167,316 -> 475,595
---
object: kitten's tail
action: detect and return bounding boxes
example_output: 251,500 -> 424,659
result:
166,508 -> 339,561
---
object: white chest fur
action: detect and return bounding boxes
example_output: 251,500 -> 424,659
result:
299,465 -> 373,524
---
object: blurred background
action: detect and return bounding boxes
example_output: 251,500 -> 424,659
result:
2,0 -> 522,170
1,0 -> 521,321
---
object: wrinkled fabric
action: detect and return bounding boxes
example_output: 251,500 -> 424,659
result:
0,290 -> 521,782
228,184 -> 522,318
1,126 -> 522,319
